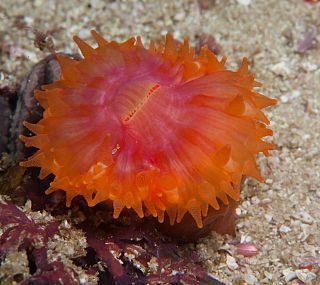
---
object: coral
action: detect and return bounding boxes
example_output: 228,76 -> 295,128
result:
20,31 -> 276,229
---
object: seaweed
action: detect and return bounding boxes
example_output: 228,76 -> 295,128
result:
0,200 -> 225,284
0,201 -> 58,258
0,200 -> 78,285
76,222 -> 224,285
22,248 -> 78,285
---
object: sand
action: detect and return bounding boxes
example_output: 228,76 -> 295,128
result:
0,0 -> 319,284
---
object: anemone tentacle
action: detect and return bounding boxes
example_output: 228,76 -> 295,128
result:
20,31 -> 276,228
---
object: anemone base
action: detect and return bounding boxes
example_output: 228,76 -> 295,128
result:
156,198 -> 238,242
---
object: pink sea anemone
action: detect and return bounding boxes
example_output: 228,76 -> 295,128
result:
20,31 -> 276,229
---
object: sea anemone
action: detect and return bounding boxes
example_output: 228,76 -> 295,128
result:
20,31 -> 276,228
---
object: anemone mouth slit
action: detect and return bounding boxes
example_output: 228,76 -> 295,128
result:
122,83 -> 160,123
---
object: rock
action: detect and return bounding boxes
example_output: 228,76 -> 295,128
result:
0,87 -> 14,154
9,53 -> 80,163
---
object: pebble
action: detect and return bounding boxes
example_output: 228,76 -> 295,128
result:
24,200 -> 32,212
265,178 -> 273,184
291,90 -> 301,98
242,200 -> 251,209
173,30 -> 181,39
265,213 -> 273,223
79,277 -> 88,285
283,269 -> 316,283
270,61 -> 291,76
62,220 -> 71,229
237,221 -> 244,229
302,61 -> 318,72
23,50 -> 37,62
296,269 -> 317,282
291,211 -> 313,225
302,134 -> 311,140
280,95 -> 289,103
90,0 -> 106,9
24,16 -> 34,25
240,234 -> 253,243
237,0 -> 252,5
283,269 -> 296,282
264,271 -> 273,280
244,273 -> 258,285
34,0 -> 43,7
261,198 -> 272,204
279,225 -> 291,233
174,12 -> 185,21
251,196 -> 260,205
280,90 -> 301,103
78,29 -> 91,39
226,255 -> 238,270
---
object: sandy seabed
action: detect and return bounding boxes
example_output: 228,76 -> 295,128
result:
0,0 -> 319,284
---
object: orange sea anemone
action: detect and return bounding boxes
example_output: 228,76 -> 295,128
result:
20,31 -> 276,228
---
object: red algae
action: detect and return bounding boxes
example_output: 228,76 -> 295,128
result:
20,31 -> 276,229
